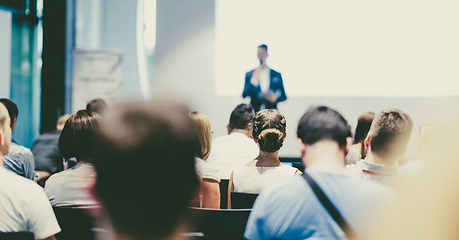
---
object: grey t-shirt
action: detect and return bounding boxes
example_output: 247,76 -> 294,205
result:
45,162 -> 99,208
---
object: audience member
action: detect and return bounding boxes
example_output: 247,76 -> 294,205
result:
44,110 -> 100,208
206,103 -> 258,179
228,109 -> 299,206
400,123 -> 442,184
32,114 -> 71,187
86,98 -> 108,115
359,109 -> 413,191
346,112 -> 374,165
244,106 -> 394,240
0,102 -> 61,239
190,111 -> 221,209
91,100 -> 199,240
373,122 -> 459,240
0,98 -> 36,180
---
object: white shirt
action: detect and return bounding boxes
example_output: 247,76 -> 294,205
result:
206,132 -> 259,179
0,167 -> 61,239
259,67 -> 271,93
195,158 -> 220,182
232,165 -> 299,194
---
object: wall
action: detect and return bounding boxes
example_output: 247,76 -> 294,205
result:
154,0 -> 459,157
0,9 -> 11,98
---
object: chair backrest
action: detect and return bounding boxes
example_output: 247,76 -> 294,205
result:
53,207 -> 97,240
184,207 -> 251,240
219,179 -> 229,209
230,192 -> 259,209
0,232 -> 34,240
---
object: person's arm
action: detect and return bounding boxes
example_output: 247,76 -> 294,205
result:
276,73 -> 287,102
243,71 -> 260,99
23,149 -> 37,181
26,186 -> 61,239
40,236 -> 56,240
227,172 -> 234,209
36,170 -> 51,182
201,178 -> 220,209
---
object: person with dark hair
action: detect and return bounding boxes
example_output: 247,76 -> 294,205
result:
0,103 -> 61,240
245,106 -> 394,240
32,114 -> 71,187
86,98 -> 108,115
228,109 -> 300,206
358,109 -> 413,190
243,44 -> 287,112
91,100 -> 199,240
346,112 -> 375,165
206,104 -> 259,179
0,98 -> 36,180
44,110 -> 100,208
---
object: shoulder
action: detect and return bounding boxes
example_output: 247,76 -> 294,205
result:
195,158 -> 220,182
8,143 -> 33,157
0,168 -> 44,197
270,69 -> 281,76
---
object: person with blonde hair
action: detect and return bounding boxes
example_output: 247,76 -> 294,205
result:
190,111 -> 221,209
346,112 -> 375,165
400,123 -> 442,183
228,109 -> 300,207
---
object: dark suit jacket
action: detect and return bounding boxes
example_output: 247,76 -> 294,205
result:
242,68 -> 287,112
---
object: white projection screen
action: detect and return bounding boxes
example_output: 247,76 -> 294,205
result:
215,0 -> 459,97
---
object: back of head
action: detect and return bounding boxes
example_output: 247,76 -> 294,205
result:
0,98 -> 18,129
190,111 -> 211,160
252,109 -> 286,153
229,104 -> 255,132
353,112 -> 375,144
92,100 -> 199,239
86,98 -> 108,115
368,109 -> 413,159
58,110 -> 100,162
56,114 -> 72,130
297,106 -> 349,148
0,104 -> 11,155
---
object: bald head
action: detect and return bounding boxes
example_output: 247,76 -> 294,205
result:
0,103 -> 12,156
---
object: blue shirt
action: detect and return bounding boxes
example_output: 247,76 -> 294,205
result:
3,142 -> 36,181
244,170 -> 394,240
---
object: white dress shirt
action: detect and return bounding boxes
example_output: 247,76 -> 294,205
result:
206,132 -> 259,179
259,67 -> 271,93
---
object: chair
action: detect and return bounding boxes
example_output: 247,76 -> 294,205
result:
0,232 -> 34,240
53,207 -> 98,240
219,179 -> 229,209
183,207 -> 251,240
230,192 -> 258,209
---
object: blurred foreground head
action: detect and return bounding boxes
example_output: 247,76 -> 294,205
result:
375,122 -> 459,240
92,99 -> 199,239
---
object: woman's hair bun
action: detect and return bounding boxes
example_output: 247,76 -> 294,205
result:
258,128 -> 284,153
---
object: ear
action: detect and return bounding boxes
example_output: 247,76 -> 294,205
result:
226,124 -> 231,135
345,137 -> 353,155
11,118 -> 17,131
297,138 -> 306,157
364,134 -> 371,148
283,133 -> 287,141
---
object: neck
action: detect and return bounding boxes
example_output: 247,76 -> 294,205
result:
0,153 -> 3,167
364,149 -> 397,166
260,61 -> 267,68
303,141 -> 347,175
256,150 -> 281,167
230,129 -> 252,138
